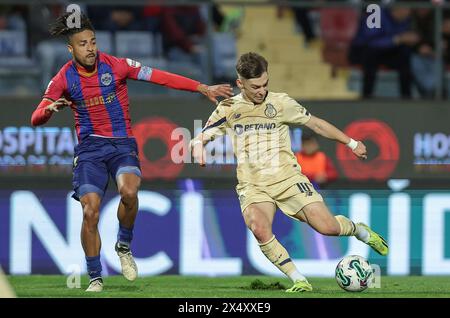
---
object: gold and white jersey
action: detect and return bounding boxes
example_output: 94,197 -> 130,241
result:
200,92 -> 311,187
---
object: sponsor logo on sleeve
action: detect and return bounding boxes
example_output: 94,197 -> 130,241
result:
126,58 -> 141,68
45,80 -> 53,94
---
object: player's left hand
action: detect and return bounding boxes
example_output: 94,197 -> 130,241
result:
46,97 -> 72,113
353,141 -> 367,160
190,139 -> 206,167
198,84 -> 233,105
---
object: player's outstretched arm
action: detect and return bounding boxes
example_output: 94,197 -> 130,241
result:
147,69 -> 233,104
31,97 -> 71,126
196,84 -> 234,104
304,115 -> 367,160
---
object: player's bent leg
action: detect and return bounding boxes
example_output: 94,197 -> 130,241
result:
297,203 -> 388,256
244,202 -> 311,292
296,202 -> 341,236
116,170 -> 141,229
80,192 -> 103,291
115,172 -> 141,281
80,192 -> 102,255
243,202 -> 276,243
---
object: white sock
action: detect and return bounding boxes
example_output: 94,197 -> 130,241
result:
288,270 -> 307,283
355,224 -> 370,243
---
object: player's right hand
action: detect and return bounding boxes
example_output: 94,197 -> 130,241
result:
198,84 -> 233,105
46,98 -> 72,113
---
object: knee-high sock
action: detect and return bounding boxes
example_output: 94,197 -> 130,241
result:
335,215 -> 356,236
117,223 -> 133,248
335,215 -> 369,242
86,255 -> 102,281
259,235 -> 306,282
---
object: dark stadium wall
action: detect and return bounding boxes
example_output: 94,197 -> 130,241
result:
2,97 -> 449,183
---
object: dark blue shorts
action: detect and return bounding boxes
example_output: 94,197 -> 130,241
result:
72,136 -> 141,201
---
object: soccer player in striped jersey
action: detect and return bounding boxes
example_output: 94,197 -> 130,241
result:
191,52 -> 388,292
31,12 -> 233,292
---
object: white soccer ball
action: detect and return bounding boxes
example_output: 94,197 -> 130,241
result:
335,255 -> 373,292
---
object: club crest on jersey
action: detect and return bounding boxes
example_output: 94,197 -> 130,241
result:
101,73 -> 112,86
264,103 -> 277,118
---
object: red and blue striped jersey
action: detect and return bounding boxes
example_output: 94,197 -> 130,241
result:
38,51 -> 199,141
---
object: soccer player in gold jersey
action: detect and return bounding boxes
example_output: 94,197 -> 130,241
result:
191,52 -> 388,292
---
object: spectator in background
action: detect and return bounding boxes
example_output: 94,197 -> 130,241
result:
87,5 -> 145,32
212,4 -> 225,31
276,0 -> 317,45
0,6 -> 26,30
349,7 -> 419,99
442,11 -> 450,67
143,5 -> 163,33
411,7 -> 437,98
161,6 -> 207,75
218,5 -> 244,34
88,6 -> 143,32
106,6 -> 143,32
295,129 -> 338,190
29,3 -> 72,89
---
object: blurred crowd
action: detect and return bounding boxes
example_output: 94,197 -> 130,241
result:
0,3 -> 241,91
349,3 -> 450,99
275,0 -> 450,99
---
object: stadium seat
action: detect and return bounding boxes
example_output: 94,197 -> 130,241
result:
348,68 -> 421,98
115,31 -> 155,58
118,31 -> 167,96
212,32 -> 237,80
0,30 -> 27,57
0,30 -> 40,95
95,31 -> 114,55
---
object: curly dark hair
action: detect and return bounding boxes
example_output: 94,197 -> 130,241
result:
49,12 -> 94,40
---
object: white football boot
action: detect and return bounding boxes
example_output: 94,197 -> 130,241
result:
115,242 -> 138,281
85,278 -> 103,292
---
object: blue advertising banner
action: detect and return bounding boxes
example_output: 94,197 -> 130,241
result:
1,182 -> 449,277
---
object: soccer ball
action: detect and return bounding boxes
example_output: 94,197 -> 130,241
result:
335,255 -> 373,292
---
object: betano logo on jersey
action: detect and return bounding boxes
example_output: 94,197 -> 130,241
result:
234,123 -> 276,135
76,92 -> 117,108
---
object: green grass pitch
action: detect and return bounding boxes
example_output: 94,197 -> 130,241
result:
7,275 -> 450,298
